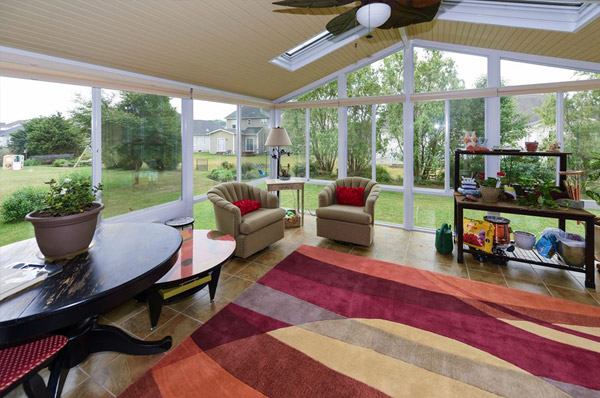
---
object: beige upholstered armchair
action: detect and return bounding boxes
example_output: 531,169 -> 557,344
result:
208,182 -> 285,258
316,177 -> 381,246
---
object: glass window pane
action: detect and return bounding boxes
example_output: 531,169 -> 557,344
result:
240,106 -> 270,183
376,191 -> 404,225
347,51 -> 404,97
347,105 -> 372,178
310,107 -> 338,180
413,194 -> 453,229
376,103 -> 404,186
288,80 -> 338,102
564,89 -> 600,199
281,109 -> 306,178
450,98 -> 485,188
101,90 -> 181,218
414,48 -> 487,93
501,61 -> 594,86
192,101 -> 237,195
0,77 -> 92,245
499,94 -> 557,185
414,101 -> 445,189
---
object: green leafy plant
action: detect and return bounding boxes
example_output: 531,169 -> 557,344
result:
42,173 -> 102,217
0,187 -> 46,223
477,171 -> 505,188
52,158 -> 70,167
584,152 -> 600,207
517,177 -> 560,208
23,158 -> 41,166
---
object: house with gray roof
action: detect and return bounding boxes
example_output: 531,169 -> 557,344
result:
206,107 -> 270,155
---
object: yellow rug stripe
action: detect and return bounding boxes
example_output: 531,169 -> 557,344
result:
556,324 -> 600,338
268,326 -> 501,398
357,318 -> 525,372
500,319 -> 600,354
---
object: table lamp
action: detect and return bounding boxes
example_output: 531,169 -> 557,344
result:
265,127 -> 292,179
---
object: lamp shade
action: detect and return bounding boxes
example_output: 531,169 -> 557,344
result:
356,3 -> 391,29
265,127 -> 292,147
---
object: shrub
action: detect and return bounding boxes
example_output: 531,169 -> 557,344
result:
241,163 -> 253,174
208,168 -> 236,182
24,158 -> 41,166
1,187 -> 46,223
52,158 -> 70,167
375,166 -> 393,183
292,162 -> 317,177
220,161 -> 234,170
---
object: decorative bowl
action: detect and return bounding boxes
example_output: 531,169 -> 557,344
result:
514,230 -> 536,250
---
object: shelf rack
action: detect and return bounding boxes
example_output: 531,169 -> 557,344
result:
453,150 -> 596,288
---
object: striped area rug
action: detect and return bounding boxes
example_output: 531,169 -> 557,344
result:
120,245 -> 600,398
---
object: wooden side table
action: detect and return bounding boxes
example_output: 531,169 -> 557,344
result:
266,178 -> 305,226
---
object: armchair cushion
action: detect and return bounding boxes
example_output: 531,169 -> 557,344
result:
240,208 -> 286,235
233,200 -> 261,216
316,204 -> 372,225
336,186 -> 364,207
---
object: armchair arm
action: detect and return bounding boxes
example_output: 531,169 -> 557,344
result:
364,184 -> 381,221
318,182 -> 336,208
249,185 -> 279,209
207,192 -> 241,237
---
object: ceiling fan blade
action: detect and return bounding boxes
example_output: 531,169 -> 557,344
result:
325,6 -> 360,35
378,2 -> 440,29
273,0 -> 357,8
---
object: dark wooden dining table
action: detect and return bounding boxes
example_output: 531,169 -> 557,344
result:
0,222 -> 182,398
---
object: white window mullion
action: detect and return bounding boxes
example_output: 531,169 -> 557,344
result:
338,73 -> 348,179
403,43 -> 415,230
270,109 -> 279,179
556,91 -> 565,184
305,108 -> 310,181
181,97 -> 194,216
371,104 -> 377,181
236,105 -> 242,182
485,53 -> 501,177
91,87 -> 102,204
444,100 -> 451,192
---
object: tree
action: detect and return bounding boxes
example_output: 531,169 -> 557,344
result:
9,113 -> 85,156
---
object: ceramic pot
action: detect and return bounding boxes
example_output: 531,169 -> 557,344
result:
480,186 -> 501,203
25,202 -> 104,259
525,141 -> 539,152
514,230 -> 536,250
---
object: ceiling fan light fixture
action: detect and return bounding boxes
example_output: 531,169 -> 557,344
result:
356,3 -> 391,30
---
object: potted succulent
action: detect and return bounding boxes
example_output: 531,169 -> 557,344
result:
477,172 -> 505,203
25,173 -> 103,259
583,152 -> 600,262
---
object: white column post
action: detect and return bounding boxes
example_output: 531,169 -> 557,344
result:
403,42 -> 415,230
181,97 -> 194,216
305,108 -> 311,181
236,105 -> 242,182
371,104 -> 377,181
338,73 -> 348,179
91,87 -> 102,203
444,100 -> 451,192
556,92 -> 565,184
270,109 -> 279,179
485,53 -> 501,177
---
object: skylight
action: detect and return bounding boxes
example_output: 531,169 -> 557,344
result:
271,26 -> 370,72
438,0 -> 600,32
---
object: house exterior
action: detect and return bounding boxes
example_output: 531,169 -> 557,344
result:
0,120 -> 26,148
205,107 -> 270,155
193,120 -> 224,152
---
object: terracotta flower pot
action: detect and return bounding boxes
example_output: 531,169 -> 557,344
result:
25,202 -> 104,259
480,186 -> 501,203
525,141 -> 539,152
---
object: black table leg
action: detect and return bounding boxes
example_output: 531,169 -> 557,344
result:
46,316 -> 172,398
585,218 -> 596,289
23,373 -> 49,398
145,287 -> 164,331
209,265 -> 222,303
456,204 -> 464,264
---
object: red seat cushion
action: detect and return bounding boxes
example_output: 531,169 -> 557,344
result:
233,200 -> 262,216
0,335 -> 68,392
336,186 -> 364,207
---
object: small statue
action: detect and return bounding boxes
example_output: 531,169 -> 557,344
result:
463,131 -> 489,153
548,142 -> 561,152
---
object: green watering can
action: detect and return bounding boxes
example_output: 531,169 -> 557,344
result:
436,223 -> 453,255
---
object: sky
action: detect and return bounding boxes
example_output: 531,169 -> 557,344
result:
0,52 -> 583,124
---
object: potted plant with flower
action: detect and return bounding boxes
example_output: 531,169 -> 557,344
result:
25,173 -> 103,259
583,152 -> 600,262
477,172 -> 505,203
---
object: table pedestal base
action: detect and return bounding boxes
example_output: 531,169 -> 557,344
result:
47,316 -> 171,398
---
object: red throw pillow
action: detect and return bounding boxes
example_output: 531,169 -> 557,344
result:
336,186 -> 364,207
233,200 -> 261,216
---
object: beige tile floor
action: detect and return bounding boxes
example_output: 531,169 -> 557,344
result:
7,215 -> 600,397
